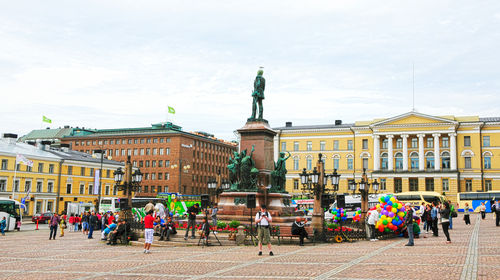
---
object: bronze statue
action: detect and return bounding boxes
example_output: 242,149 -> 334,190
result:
250,68 -> 265,120
227,145 -> 258,191
270,151 -> 291,193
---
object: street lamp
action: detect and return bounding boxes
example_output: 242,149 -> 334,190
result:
171,160 -> 191,194
350,168 -> 379,221
113,157 -> 143,212
299,153 -> 341,240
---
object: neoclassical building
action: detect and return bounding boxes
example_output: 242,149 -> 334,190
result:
273,112 -> 500,202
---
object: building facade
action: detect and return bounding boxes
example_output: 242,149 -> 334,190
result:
60,122 -> 237,197
0,135 -> 123,216
274,112 -> 500,202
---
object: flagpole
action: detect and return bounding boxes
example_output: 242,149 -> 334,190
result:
11,164 -> 17,200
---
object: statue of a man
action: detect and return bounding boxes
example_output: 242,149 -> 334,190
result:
250,68 -> 265,120
271,151 -> 291,192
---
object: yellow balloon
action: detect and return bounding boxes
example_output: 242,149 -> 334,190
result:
398,212 -> 404,217
381,215 -> 387,219
392,208 -> 398,213
387,218 -> 392,223
390,197 -> 396,202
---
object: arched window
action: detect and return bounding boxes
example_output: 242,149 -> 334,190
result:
441,151 -> 450,169
395,152 -> 403,170
333,154 -> 340,170
426,152 -> 434,169
306,156 -> 313,170
410,152 -> 419,170
381,153 -> 388,170
293,156 -> 299,171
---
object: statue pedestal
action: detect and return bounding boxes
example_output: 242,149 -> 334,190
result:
217,192 -> 296,225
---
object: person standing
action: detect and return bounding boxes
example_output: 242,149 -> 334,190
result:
88,212 -> 98,239
144,210 -> 155,253
492,199 -> 500,227
68,214 -> 74,232
82,212 -> 90,235
448,200 -> 454,230
464,203 -> 471,225
431,202 -> 439,237
59,213 -> 67,237
291,217 -> 309,246
255,205 -> 273,256
405,205 -> 415,246
480,202 -> 487,220
0,217 -> 6,236
49,213 -> 60,240
211,204 -> 218,229
440,202 -> 451,243
367,207 -> 381,241
184,203 -> 199,240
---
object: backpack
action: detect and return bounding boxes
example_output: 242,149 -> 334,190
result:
257,211 -> 271,226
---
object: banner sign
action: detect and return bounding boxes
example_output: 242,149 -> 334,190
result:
93,170 -> 100,195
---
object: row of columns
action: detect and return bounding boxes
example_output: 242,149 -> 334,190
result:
373,133 -> 457,171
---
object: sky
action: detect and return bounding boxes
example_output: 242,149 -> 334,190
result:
1,0 -> 500,141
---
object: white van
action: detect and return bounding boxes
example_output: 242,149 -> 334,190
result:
325,193 -> 390,221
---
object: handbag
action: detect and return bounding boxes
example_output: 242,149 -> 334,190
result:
451,211 -> 458,218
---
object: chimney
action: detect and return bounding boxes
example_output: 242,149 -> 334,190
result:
40,140 -> 52,151
335,120 -> 342,125
64,125 -> 70,128
285,122 -> 292,127
60,143 -> 70,152
2,133 -> 18,144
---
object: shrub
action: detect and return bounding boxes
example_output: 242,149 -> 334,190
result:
217,221 -> 227,228
228,220 -> 240,229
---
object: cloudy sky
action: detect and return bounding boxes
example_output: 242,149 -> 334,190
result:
1,0 -> 499,141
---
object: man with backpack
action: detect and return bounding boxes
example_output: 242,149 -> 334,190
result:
493,199 -> 500,227
255,205 -> 273,256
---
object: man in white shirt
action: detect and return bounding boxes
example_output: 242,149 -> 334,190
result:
255,205 -> 273,256
367,207 -> 381,241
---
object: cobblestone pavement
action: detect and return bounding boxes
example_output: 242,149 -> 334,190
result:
0,214 -> 498,280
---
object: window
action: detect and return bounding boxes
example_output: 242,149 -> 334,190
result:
81,167 -> 85,176
121,149 -> 126,156
14,180 -> 19,192
394,178 -> 402,193
320,141 -> 326,151
140,149 -> 145,155
427,138 -> 433,148
66,183 -> 72,194
166,138 -> 171,143
465,179 -> 472,192
139,161 -> 143,167
159,148 -> 164,155
442,179 -> 449,192
147,138 -> 151,143
409,178 -> 418,191
293,158 -> 299,171
165,173 -> 170,180
442,137 -> 449,148
426,152 -> 434,169
158,173 -> 163,180
483,136 -> 490,147
441,152 -> 450,169
294,142 -> 299,151
307,141 -> 312,151
38,163 -> 44,173
113,185 -> 118,195
36,181 -> 42,192
109,140 -> 114,145
165,160 -> 170,167
396,139 -> 402,149
153,148 -> 158,155
425,178 -> 434,191
140,139 -> 145,144
382,139 -> 388,149
306,157 -> 312,170
16,164 -> 20,171
79,184 -> 85,194
164,186 -> 169,192
158,160 -> 163,167
151,186 -> 156,193
395,152 -> 403,170
484,156 -> 491,169
281,142 -> 286,152
465,157 -> 472,169
347,158 -> 353,170
105,185 -> 110,195
333,140 -> 339,151
293,180 -> 299,190
127,149 -> 132,156
152,160 -> 156,167
47,182 -> 54,193
362,158 -> 368,169
411,138 -> 418,148
151,173 -> 156,180
0,179 -> 6,192
1,159 -> 7,170
160,138 -> 164,143
410,152 -> 419,170
362,139 -> 368,150
49,164 -> 54,174
464,136 -> 471,147
381,153 -> 388,170
485,180 -> 492,191
333,158 -> 339,170
26,165 -> 32,172
67,166 -> 73,175
380,179 -> 386,190
88,184 -> 93,194
347,140 -> 353,150
166,148 -> 170,155
144,186 -> 148,193
153,138 -> 158,143
90,168 -> 94,177
146,161 -> 150,167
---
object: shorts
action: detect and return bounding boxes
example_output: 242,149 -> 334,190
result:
257,227 -> 271,244
145,228 -> 154,244
82,222 -> 89,230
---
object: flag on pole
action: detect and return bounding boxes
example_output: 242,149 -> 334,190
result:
168,106 -> 176,114
16,154 -> 33,167
42,116 -> 52,123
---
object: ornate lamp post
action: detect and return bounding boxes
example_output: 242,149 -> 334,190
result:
349,168 -> 379,221
299,153 -> 341,240
207,176 -> 230,204
113,156 -> 143,220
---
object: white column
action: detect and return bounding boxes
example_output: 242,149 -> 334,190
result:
273,132 -> 280,162
373,135 -> 380,171
433,133 -> 441,171
387,135 -> 394,171
449,132 -> 457,170
418,134 -> 425,171
402,134 -> 409,171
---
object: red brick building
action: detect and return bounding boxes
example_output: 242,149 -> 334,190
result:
61,122 -> 237,197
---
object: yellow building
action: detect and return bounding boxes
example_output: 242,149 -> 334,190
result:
0,134 -> 123,215
273,112 -> 500,202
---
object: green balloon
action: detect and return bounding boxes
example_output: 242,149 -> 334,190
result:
382,220 -> 388,225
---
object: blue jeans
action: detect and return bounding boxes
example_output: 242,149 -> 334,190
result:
1,227 -> 4,235
449,216 -> 453,229
407,224 -> 414,245
74,223 -> 79,231
88,225 -> 94,238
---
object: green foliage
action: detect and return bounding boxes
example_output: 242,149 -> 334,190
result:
228,220 -> 240,229
326,223 -> 339,230
217,221 -> 227,228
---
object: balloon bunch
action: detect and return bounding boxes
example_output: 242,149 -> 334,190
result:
375,195 -> 406,232
352,208 -> 362,222
331,208 -> 347,223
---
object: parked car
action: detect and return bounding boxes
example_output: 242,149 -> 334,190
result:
32,212 -> 53,223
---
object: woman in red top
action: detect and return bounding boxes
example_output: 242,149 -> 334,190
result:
69,214 -> 75,232
143,211 -> 155,254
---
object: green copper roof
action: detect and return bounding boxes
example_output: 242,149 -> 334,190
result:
67,122 -> 183,138
19,127 -> 90,141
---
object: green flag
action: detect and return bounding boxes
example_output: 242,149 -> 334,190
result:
168,106 -> 175,114
42,116 -> 52,123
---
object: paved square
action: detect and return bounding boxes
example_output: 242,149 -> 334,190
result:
0,214 -> 498,280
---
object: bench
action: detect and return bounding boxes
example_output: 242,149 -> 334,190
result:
277,226 -> 314,245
